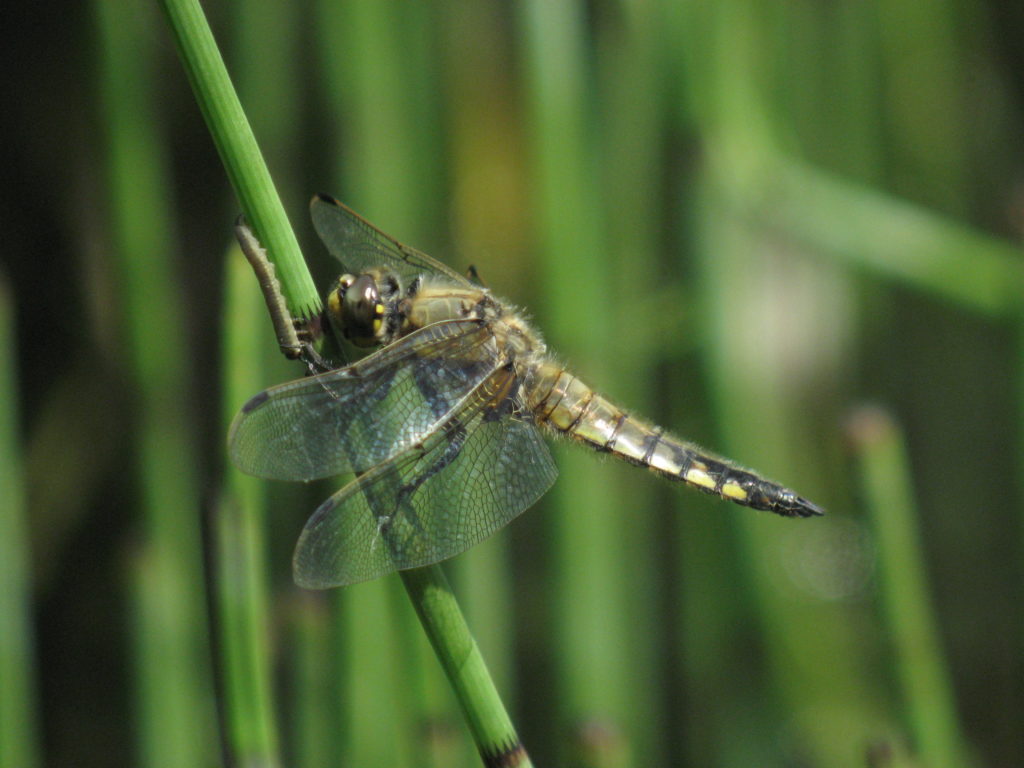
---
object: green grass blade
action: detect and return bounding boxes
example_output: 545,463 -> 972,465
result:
0,283 -> 41,768
518,5 -> 637,761
848,406 -> 973,768
876,0 -> 967,213
95,0 -> 215,764
232,0 -> 304,212
209,0 -> 308,757
592,1 -> 670,760
288,594 -> 337,768
217,247 -> 283,768
755,158 -> 1024,316
333,579 -> 417,768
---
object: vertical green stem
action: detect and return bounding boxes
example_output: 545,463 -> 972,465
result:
848,406 -> 972,768
96,0 -> 215,765
217,250 -> 283,768
518,5 -> 634,764
0,284 -> 41,768
290,594 -> 337,768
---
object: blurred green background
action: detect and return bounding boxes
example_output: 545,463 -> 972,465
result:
2,0 -> 1022,766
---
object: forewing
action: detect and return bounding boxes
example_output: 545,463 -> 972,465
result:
228,320 -> 496,480
292,370 -> 558,587
310,194 -> 470,286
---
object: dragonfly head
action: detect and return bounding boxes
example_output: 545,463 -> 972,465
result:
328,273 -> 387,347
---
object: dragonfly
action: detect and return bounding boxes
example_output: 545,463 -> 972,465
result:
229,195 -> 823,588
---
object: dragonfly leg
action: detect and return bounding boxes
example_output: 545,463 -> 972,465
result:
298,330 -> 334,374
235,215 -> 335,374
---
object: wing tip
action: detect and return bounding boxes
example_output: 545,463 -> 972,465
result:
292,571 -> 330,590
780,493 -> 825,518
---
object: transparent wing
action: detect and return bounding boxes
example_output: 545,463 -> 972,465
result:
228,319 -> 497,481
310,194 -> 471,286
292,367 -> 558,587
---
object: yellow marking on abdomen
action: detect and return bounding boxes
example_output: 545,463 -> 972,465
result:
684,467 -> 716,490
720,482 -> 749,501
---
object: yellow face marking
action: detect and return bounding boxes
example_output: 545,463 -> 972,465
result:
327,290 -> 342,321
721,482 -> 748,501
684,467 -> 716,490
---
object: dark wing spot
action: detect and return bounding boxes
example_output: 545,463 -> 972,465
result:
241,390 -> 270,413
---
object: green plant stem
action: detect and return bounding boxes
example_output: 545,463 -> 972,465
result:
518,3 -> 629,754
290,594 -> 335,768
217,251 -> 282,768
97,0 -> 214,764
156,0 -> 319,319
400,567 -> 531,767
685,6 -> 878,764
754,157 -> 1024,316
848,406 -> 971,768
0,284 -> 40,768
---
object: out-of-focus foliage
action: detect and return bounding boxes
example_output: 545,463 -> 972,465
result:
2,0 -> 1021,766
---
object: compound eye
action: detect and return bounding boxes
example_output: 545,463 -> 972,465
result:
340,274 -> 384,346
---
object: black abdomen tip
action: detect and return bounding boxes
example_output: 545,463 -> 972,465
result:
766,486 -> 825,518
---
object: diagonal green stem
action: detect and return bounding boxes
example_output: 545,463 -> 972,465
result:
401,567 -> 532,767
156,0 -> 320,320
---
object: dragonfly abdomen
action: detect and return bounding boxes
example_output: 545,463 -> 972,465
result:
530,363 -> 822,518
